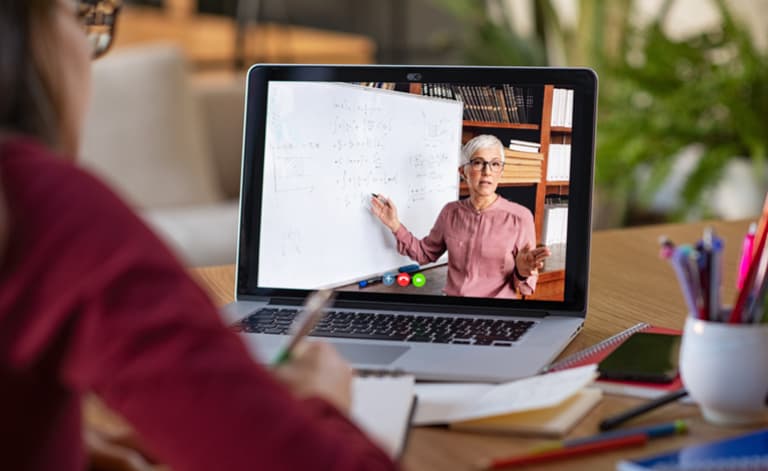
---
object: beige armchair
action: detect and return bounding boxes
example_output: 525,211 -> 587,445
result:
80,45 -> 244,266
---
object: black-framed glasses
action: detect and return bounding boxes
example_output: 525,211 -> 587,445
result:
77,0 -> 122,59
467,158 -> 504,173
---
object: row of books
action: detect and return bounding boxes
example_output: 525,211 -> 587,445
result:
420,83 -> 536,124
546,143 -> 571,182
500,147 -> 543,184
357,82 -> 397,90
542,195 -> 568,271
551,88 -> 573,128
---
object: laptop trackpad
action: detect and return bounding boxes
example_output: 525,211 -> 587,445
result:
332,343 -> 410,365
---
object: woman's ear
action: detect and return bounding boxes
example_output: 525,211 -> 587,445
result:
458,166 -> 466,181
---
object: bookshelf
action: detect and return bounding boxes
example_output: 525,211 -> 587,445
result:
402,82 -> 571,300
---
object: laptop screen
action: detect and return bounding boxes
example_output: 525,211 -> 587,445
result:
238,66 -> 596,315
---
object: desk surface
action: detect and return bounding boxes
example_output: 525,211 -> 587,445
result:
192,219 -> 759,471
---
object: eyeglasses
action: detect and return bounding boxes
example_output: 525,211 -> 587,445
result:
76,0 -> 122,59
466,158 -> 504,173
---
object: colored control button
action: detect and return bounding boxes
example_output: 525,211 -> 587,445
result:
412,272 -> 426,287
382,272 -> 396,286
396,273 -> 411,287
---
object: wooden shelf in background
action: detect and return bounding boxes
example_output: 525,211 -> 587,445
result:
462,121 -> 540,130
114,6 -> 376,68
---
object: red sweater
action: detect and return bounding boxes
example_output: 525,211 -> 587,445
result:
0,138 -> 396,471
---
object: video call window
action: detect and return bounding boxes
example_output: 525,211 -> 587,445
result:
258,81 -> 573,302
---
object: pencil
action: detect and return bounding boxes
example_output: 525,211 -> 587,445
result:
477,434 -> 648,470
272,289 -> 334,365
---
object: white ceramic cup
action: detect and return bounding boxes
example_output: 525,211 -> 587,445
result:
680,316 -> 768,426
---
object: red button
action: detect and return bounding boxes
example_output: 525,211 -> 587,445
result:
396,273 -> 411,286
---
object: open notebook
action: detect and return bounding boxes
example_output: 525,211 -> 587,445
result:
413,365 -> 600,437
351,375 -> 416,458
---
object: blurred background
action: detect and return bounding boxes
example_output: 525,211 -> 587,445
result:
85,0 -> 767,266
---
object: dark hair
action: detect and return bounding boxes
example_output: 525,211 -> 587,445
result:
0,0 -> 60,149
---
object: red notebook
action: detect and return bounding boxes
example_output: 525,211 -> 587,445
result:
541,323 -> 683,399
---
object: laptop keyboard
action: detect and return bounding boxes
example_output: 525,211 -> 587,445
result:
236,308 -> 535,347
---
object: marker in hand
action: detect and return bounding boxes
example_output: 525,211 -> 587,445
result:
371,193 -> 391,207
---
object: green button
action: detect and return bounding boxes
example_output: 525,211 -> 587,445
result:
412,273 -> 426,287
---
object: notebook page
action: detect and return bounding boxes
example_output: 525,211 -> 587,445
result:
414,365 -> 597,424
351,375 -> 415,458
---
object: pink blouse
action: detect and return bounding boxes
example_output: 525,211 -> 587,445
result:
394,197 -> 538,298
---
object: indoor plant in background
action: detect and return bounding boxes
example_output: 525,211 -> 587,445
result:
432,0 -> 768,226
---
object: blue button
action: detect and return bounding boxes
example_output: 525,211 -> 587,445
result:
382,272 -> 396,286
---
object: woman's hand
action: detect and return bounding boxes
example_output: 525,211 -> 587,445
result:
273,342 -> 354,414
515,245 -> 551,278
86,427 -> 158,471
370,195 -> 401,233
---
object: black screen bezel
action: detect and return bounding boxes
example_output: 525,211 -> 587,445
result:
237,65 -> 596,317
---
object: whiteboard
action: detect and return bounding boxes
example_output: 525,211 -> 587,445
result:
258,82 -> 463,289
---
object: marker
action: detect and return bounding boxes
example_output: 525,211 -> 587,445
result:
371,193 -> 391,207
358,276 -> 383,288
397,264 -> 420,274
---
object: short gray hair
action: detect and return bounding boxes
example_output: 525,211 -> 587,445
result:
460,134 -> 505,166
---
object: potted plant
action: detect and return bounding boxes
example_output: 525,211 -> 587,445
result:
432,0 -> 768,224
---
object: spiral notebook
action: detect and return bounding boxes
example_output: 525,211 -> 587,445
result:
540,323 -> 684,399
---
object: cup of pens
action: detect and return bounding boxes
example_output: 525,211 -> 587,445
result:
680,316 -> 768,426
664,222 -> 768,426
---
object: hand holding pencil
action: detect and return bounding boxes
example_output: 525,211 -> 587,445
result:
272,290 -> 354,413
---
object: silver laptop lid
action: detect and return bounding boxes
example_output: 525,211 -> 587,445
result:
236,65 -> 597,319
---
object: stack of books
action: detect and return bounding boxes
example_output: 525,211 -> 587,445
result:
501,140 -> 542,184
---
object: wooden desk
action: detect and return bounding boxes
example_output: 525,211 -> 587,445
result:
191,219 -> 758,470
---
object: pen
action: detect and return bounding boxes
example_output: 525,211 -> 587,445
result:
679,245 -> 705,319
272,289 -> 335,365
569,420 -> 686,447
599,388 -> 688,431
664,246 -> 699,317
534,420 -> 687,453
477,434 -> 648,470
738,222 -> 757,291
358,276 -> 383,288
706,229 -> 724,321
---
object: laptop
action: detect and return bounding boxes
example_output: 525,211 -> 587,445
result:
223,65 -> 597,382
